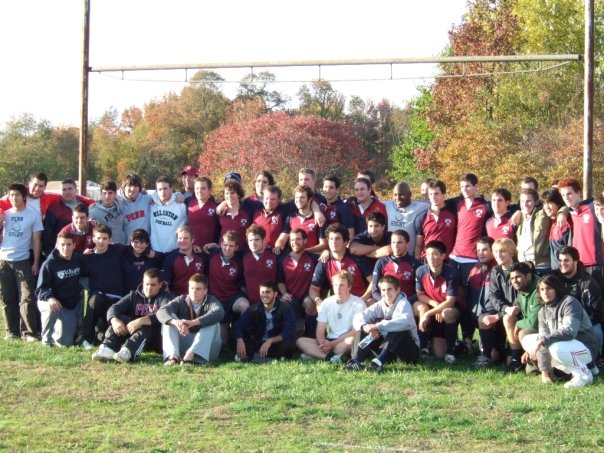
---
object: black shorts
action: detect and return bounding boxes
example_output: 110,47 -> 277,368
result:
218,292 -> 246,323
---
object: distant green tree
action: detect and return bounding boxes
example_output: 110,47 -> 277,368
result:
175,71 -> 231,163
0,114 -> 78,193
388,88 -> 435,185
238,71 -> 289,113
297,80 -> 345,121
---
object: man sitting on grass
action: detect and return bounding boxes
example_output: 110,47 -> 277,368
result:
345,275 -> 419,372
156,273 -> 224,365
232,280 -> 297,363
296,270 -> 366,364
92,268 -> 173,363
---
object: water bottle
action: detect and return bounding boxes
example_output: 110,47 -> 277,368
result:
358,334 -> 374,349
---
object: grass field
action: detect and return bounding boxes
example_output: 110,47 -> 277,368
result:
1,336 -> 603,453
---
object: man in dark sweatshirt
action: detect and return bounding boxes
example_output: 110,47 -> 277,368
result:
36,232 -> 88,347
232,280 -> 297,363
92,268 -> 173,363
121,229 -> 164,292
81,224 -> 127,349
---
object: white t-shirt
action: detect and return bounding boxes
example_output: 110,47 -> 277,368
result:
26,196 -> 41,216
0,206 -> 43,261
317,294 -> 366,339
384,199 -> 428,255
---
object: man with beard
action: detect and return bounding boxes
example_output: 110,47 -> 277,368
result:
555,246 -> 603,356
384,182 -> 428,256
503,262 -> 541,372
233,280 -> 296,362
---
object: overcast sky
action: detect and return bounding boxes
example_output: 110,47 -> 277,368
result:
0,0 -> 468,127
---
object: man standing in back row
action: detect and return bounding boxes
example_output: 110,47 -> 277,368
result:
150,176 -> 187,253
384,182 -> 428,256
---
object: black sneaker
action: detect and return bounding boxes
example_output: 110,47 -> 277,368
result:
453,340 -> 468,356
252,352 -> 271,364
344,360 -> 363,371
366,361 -> 384,373
505,360 -> 524,373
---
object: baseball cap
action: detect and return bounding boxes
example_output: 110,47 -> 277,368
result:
180,166 -> 199,176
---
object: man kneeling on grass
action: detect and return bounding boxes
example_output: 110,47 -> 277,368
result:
92,268 -> 173,363
156,273 -> 224,365
36,232 -> 88,347
232,280 -> 297,363
345,275 -> 419,372
296,270 -> 366,363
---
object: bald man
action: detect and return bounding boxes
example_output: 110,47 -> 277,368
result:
384,182 -> 428,256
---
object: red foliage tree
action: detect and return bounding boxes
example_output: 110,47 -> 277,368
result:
199,112 -> 369,189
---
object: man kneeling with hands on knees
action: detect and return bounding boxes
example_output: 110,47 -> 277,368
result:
92,268 -> 172,363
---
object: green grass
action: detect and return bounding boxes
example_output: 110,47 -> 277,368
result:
1,339 -> 604,452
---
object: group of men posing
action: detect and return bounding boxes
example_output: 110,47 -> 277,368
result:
0,167 -> 602,386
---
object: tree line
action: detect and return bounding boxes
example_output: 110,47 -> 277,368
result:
1,0 -> 602,197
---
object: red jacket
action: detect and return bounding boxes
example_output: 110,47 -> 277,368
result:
0,192 -> 92,218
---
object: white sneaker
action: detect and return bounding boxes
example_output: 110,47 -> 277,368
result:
329,353 -> 343,364
81,340 -> 94,351
299,353 -> 315,361
590,365 -> 600,377
474,355 -> 492,368
114,348 -> 132,363
444,354 -> 457,365
564,372 -> 593,388
92,345 -> 116,361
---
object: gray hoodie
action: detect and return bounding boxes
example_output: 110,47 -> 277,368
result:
118,188 -> 152,240
537,294 -> 599,371
89,200 -> 126,244
353,293 -> 420,347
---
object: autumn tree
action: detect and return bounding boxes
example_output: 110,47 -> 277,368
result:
389,0 -> 604,192
428,0 -> 521,130
89,71 -> 231,187
347,96 -> 404,179
199,112 -> 368,193
226,96 -> 268,123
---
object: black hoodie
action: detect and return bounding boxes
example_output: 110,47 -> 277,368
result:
106,282 -> 173,325
556,264 -> 603,324
36,249 -> 88,309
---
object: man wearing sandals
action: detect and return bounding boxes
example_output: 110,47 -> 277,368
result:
157,273 -> 224,365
